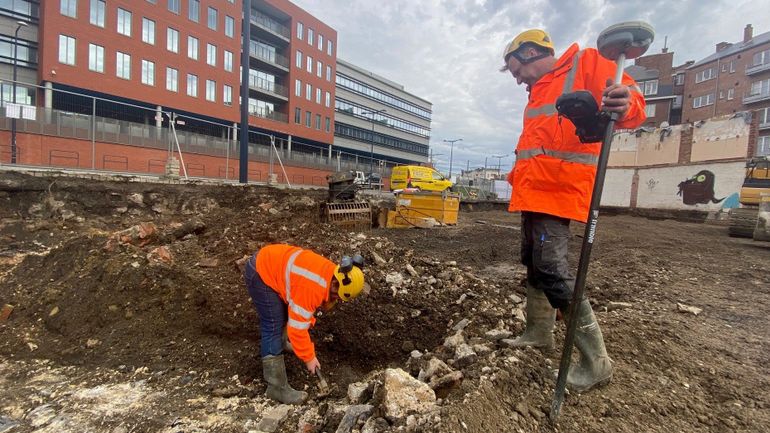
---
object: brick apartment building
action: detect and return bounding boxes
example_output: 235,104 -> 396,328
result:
684,24 -> 770,155
0,0 -> 431,171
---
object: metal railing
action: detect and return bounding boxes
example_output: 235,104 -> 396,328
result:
248,75 -> 288,98
250,10 -> 290,39
744,89 -> 770,104
249,107 -> 288,123
249,41 -> 289,69
746,62 -> 770,75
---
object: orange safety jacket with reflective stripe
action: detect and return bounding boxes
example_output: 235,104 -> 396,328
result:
256,244 -> 337,362
507,43 -> 646,222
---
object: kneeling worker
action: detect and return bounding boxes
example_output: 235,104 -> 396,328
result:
244,244 -> 365,404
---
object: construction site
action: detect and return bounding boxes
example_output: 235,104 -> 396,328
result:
0,168 -> 768,433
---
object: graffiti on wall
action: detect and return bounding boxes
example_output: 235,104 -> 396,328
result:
677,170 -> 725,205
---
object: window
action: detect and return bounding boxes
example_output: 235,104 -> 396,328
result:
758,135 -> 770,157
224,50 -> 233,72
753,49 -> 770,67
206,43 -> 216,66
325,117 -> 330,132
305,111 -> 311,127
294,107 -> 301,124
327,40 -> 333,56
674,73 -> 684,86
326,65 -> 331,81
90,0 -> 105,27
308,28 -> 314,45
188,36 -> 198,60
88,43 -> 104,72
166,67 -> 178,92
296,51 -> 302,68
306,84 -> 311,101
297,22 -> 304,40
168,0 -> 180,14
167,28 -> 179,53
316,88 -> 321,104
142,18 -> 155,45
189,0 -> 199,22
644,104 -> 656,117
116,51 -> 130,79
141,59 -> 155,85
58,35 -> 75,65
316,60 -> 322,77
727,88 -> 734,100
187,74 -> 198,97
695,67 -> 715,83
719,90 -> 724,99
60,0 -> 76,18
207,7 -> 217,30
295,80 -> 301,96
306,55 -> 312,73
722,63 -> 728,72
643,80 -> 658,96
225,16 -> 234,38
117,8 -> 131,36
325,91 -> 330,107
206,80 -> 215,101
318,34 -> 323,51
315,114 -> 321,130
760,108 -> 769,125
223,85 -> 232,106
730,61 -> 735,73
750,79 -> 770,97
692,93 -> 715,108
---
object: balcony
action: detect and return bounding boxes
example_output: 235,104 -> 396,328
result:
744,90 -> 770,104
746,62 -> 770,76
250,10 -> 290,45
248,76 -> 288,102
249,107 -> 288,123
249,41 -> 289,74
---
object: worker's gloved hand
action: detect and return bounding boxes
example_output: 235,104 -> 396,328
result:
602,79 -> 631,119
305,357 -> 321,374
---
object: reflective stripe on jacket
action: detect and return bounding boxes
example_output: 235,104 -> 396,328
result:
507,43 -> 646,222
255,244 -> 337,362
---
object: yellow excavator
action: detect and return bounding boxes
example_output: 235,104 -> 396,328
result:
728,156 -> 770,240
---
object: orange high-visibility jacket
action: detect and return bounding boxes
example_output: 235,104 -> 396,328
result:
507,43 -> 646,222
256,244 -> 337,362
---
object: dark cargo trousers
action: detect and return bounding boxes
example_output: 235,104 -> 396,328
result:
520,211 -> 575,310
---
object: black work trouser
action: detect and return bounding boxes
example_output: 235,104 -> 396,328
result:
520,211 -> 575,310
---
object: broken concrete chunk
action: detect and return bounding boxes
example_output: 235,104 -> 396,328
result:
347,381 -> 374,405
454,344 -> 478,368
484,329 -> 512,341
429,371 -> 463,394
371,251 -> 387,266
677,303 -> 702,315
385,272 -> 404,287
127,193 -> 144,206
417,357 -> 452,383
451,318 -> 470,332
257,404 -> 292,433
607,301 -> 633,311
405,264 -> 418,277
378,368 -> 436,423
442,331 -> 465,349
335,404 -> 374,433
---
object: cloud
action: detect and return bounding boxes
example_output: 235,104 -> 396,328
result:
295,0 -> 770,173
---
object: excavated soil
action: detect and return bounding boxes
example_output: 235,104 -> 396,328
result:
0,171 -> 769,433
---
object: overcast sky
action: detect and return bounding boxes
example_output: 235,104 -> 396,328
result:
294,0 -> 770,175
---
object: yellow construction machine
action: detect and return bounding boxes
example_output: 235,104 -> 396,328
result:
728,156 -> 770,240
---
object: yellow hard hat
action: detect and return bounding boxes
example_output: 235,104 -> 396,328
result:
334,265 -> 364,301
501,29 -> 554,69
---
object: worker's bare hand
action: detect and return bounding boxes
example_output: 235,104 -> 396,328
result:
305,357 -> 320,374
602,79 -> 631,118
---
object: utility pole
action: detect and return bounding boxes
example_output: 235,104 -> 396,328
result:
443,138 -> 462,178
239,0 -> 252,183
362,108 -> 386,175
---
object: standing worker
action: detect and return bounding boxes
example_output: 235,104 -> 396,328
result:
244,244 -> 365,404
500,29 -> 646,392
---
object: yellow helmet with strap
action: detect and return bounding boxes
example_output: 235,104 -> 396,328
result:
334,254 -> 365,301
501,29 -> 555,69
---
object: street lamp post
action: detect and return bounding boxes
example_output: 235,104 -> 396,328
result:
361,108 -> 386,175
11,20 -> 27,164
443,138 -> 462,178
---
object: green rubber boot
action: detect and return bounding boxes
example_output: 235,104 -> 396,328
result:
262,354 -> 307,404
510,284 -> 556,349
562,299 -> 613,392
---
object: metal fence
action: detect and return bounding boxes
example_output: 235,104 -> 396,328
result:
0,83 -> 402,181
